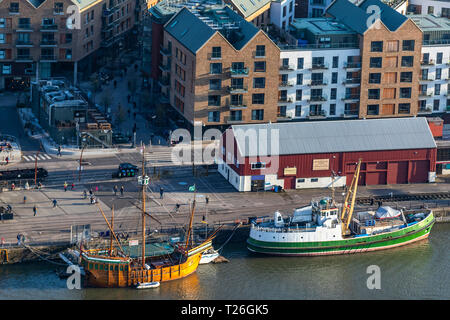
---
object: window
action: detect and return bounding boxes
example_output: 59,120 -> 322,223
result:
295,105 -> 302,117
428,6 -> 434,14
332,56 -> 339,68
283,6 -> 287,17
54,2 -> 63,14
208,111 -> 220,122
311,72 -> 323,85
369,73 -> 381,84
252,109 -> 264,120
400,87 -> 411,99
367,104 -> 379,115
400,72 -> 412,82
368,89 -> 380,100
231,78 -> 244,90
437,52 -> 443,64
254,61 -> 266,72
330,88 -> 337,100
433,99 -> 440,111
402,40 -> 415,51
401,56 -> 414,67
9,2 -> 19,13
278,105 -> 287,117
370,57 -> 382,68
329,104 -> 336,116
297,178 -> 305,183
252,93 -> 265,104
253,77 -> 265,88
296,73 -> 303,85
311,178 -> 319,183
421,69 -> 428,80
312,57 -> 325,68
296,89 -> 302,101
371,41 -> 383,52
297,58 -> 304,69
331,72 -> 338,84
209,79 -> 221,91
0,18 -> 5,28
208,95 -> 220,106
251,162 -> 266,170
398,103 -> 410,114
65,49 -> 72,59
436,68 -> 441,80
210,63 -> 222,74
211,46 -> 221,59
435,84 -> 441,95
2,64 -> 11,74
255,45 -> 265,57
231,62 -> 244,72
231,94 -> 243,106
230,110 -> 242,121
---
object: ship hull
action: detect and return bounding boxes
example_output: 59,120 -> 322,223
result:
247,212 -> 435,256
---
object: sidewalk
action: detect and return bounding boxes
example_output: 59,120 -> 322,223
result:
79,58 -> 168,148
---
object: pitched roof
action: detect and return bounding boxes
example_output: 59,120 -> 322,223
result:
231,118 -> 436,157
164,6 -> 259,54
326,0 -> 408,34
228,0 -> 272,19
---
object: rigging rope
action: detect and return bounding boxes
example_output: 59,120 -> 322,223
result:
216,223 -> 242,253
21,244 -> 67,266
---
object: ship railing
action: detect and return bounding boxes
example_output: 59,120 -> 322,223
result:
253,226 -> 317,233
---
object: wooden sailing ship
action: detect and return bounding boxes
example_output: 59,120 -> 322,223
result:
80,147 -> 215,288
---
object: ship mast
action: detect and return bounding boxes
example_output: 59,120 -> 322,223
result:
139,145 -> 149,269
340,159 -> 362,236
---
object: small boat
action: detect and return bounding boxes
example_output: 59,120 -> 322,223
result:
136,281 -> 160,289
199,248 -> 220,264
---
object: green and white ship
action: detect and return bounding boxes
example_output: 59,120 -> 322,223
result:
247,160 -> 435,256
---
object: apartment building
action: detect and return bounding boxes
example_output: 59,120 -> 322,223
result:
305,0 -> 408,18
0,0 -> 136,90
277,18 -> 362,120
407,0 -> 450,18
160,5 -> 280,129
411,15 -> 450,115
224,0 -> 272,28
270,0 -> 296,31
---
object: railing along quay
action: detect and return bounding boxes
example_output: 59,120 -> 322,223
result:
356,192 -> 450,205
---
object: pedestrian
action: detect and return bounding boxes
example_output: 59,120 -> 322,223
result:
90,195 -> 94,204
113,185 -> 118,196
127,94 -> 131,103
33,205 -> 37,216
5,156 -> 8,165
38,181 -> 42,189
25,181 -> 29,190
205,196 -> 209,205
133,101 -> 137,109
160,187 -> 164,199
83,190 -> 87,199
23,195 -> 27,204
113,80 -> 117,89
120,185 -> 124,196
17,234 -> 21,245
11,183 -> 15,190
89,189 -> 93,196
175,203 -> 180,213
57,145 -> 62,157
71,182 -> 75,190
52,199 -> 57,208
95,186 -> 98,193
64,182 -> 68,192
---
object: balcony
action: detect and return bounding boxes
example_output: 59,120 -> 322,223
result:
420,76 -> 435,82
40,24 -> 58,32
279,64 -> 295,71
343,78 -> 361,85
40,55 -> 57,62
344,62 -> 361,69
341,94 -> 360,102
160,47 -> 171,56
158,77 -> 170,88
16,24 -> 33,32
228,85 -> 248,93
207,52 -> 221,60
310,63 -> 329,70
421,60 -> 435,66
418,106 -> 432,114
309,79 -> 328,87
16,55 -> 33,62
419,92 -> 432,98
308,95 -> 327,102
225,115 -> 244,123
253,51 -> 265,58
343,110 -> 359,117
279,81 -> 294,88
16,40 -> 33,47
159,62 -> 171,72
230,68 -> 249,77
308,110 -> 326,119
40,40 -> 57,47
9,8 -> 19,15
278,96 -> 293,103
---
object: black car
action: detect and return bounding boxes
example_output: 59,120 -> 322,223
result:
114,163 -> 139,178
112,133 -> 129,144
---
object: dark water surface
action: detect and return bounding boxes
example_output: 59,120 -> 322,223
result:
0,223 -> 449,300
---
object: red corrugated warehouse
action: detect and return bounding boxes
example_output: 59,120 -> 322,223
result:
219,118 -> 437,192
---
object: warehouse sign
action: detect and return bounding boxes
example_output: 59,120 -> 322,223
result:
284,167 -> 297,175
313,159 -> 329,171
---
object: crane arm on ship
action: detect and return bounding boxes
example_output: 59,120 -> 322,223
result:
340,159 -> 362,236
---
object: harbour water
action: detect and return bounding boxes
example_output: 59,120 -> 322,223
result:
0,223 -> 449,300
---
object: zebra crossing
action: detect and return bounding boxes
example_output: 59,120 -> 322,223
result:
22,153 -> 53,162
144,149 -> 215,167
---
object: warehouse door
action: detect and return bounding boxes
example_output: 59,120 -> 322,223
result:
251,175 -> 265,192
284,177 -> 295,190
366,172 -> 387,185
387,161 -> 408,184
409,160 -> 429,183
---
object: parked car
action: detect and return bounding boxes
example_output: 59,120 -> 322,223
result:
112,133 -> 129,144
113,163 -> 139,178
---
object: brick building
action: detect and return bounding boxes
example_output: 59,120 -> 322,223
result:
160,5 -> 280,129
0,0 -> 137,90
